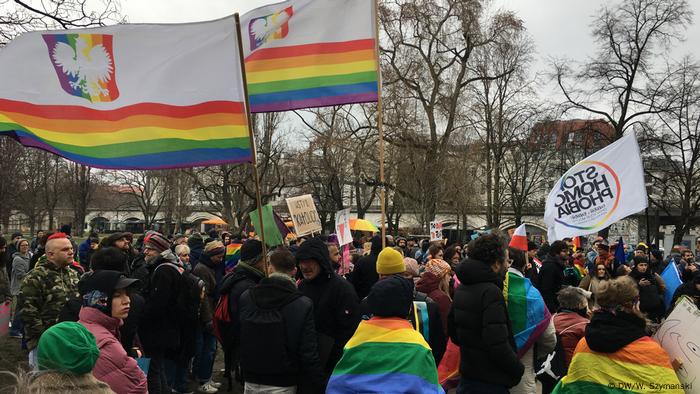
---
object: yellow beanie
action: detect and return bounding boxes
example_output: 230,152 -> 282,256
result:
376,247 -> 406,275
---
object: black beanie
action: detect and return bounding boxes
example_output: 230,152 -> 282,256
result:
241,239 -> 263,261
367,275 -> 414,317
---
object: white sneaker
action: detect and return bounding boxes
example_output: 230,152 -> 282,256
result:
198,383 -> 218,394
206,381 -> 222,389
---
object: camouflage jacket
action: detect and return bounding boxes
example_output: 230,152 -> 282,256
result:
19,255 -> 79,350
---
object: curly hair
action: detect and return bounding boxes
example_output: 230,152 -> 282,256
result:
595,276 -> 638,309
469,234 -> 506,265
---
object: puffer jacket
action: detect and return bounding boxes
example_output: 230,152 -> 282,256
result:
78,306 -> 147,394
448,258 -> 524,388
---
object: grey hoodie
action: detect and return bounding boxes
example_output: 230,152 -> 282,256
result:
10,252 -> 30,295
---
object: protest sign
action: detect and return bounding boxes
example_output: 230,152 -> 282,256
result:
544,133 -> 647,240
335,208 -> 353,246
654,297 -> 700,391
286,194 -> 322,236
430,221 -> 443,242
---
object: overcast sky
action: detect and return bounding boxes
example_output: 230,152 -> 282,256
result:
122,0 -> 699,67
121,0 -> 699,123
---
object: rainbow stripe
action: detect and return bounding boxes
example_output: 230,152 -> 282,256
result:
224,243 -> 242,274
0,99 -> 252,169
553,337 -> 683,393
43,34 -> 119,103
504,272 -> 552,357
328,317 -> 444,394
245,39 -> 379,113
554,160 -> 621,230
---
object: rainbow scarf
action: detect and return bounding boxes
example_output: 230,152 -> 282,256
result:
553,337 -> 683,393
328,318 -> 444,394
503,271 -> 552,357
572,261 -> 588,281
224,243 -> 242,274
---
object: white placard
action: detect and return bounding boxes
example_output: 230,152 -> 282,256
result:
286,194 -> 322,236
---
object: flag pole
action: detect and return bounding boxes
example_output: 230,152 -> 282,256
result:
234,13 -> 269,275
372,0 -> 386,248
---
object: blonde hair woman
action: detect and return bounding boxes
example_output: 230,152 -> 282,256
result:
416,258 -> 452,335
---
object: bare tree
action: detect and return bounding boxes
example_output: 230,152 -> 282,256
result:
554,0 -> 692,141
0,0 -> 124,45
188,113 -> 288,233
109,170 -> 167,230
0,138 -> 23,232
641,58 -> 700,245
381,0 -> 522,230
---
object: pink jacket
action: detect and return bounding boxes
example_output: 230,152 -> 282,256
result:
78,307 -> 148,394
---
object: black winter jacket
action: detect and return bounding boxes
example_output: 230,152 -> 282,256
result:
217,262 -> 265,351
296,238 -> 360,376
349,235 -> 383,300
535,255 -> 565,314
138,253 -> 185,353
239,274 -> 323,392
448,258 -> 524,388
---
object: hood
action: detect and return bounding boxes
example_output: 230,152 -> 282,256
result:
295,237 -> 333,275
415,271 -> 441,294
12,252 -> 30,261
455,258 -> 503,288
219,261 -> 265,294
543,254 -> 564,268
370,235 -> 383,256
79,305 -> 122,335
585,310 -> 646,353
249,274 -> 301,309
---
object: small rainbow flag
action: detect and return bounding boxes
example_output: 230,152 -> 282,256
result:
553,337 -> 683,393
328,317 -> 444,393
225,243 -> 242,274
241,0 -> 378,113
503,271 -> 552,357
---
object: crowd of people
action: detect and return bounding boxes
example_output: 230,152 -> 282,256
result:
0,226 -> 698,393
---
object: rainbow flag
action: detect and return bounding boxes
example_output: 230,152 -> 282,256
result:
328,317 -> 444,394
241,0 -> 378,113
225,243 -> 242,274
553,337 -> 683,393
503,271 -> 552,357
0,18 -> 252,169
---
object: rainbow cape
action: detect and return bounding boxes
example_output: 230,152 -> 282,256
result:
503,271 -> 552,357
553,337 -> 683,393
224,243 -> 242,274
328,318 -> 444,394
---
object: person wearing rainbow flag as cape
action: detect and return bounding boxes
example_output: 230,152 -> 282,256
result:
327,275 -> 443,393
553,276 -> 683,393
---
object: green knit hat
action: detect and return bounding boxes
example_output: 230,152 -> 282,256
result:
37,322 -> 100,375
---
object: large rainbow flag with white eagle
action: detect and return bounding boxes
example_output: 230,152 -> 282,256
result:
241,0 -> 378,113
0,17 -> 252,169
328,317 -> 444,394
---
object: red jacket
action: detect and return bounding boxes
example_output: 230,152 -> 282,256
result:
416,271 -> 452,335
552,311 -> 589,367
79,307 -> 147,394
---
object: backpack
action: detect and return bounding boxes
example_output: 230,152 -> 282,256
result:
212,275 -> 247,346
153,262 -> 202,323
536,323 -> 581,384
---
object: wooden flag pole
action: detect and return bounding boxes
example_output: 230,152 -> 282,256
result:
234,13 -> 268,275
372,0 -> 386,248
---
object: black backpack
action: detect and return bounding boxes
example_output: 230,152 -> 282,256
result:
239,296 -> 300,375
